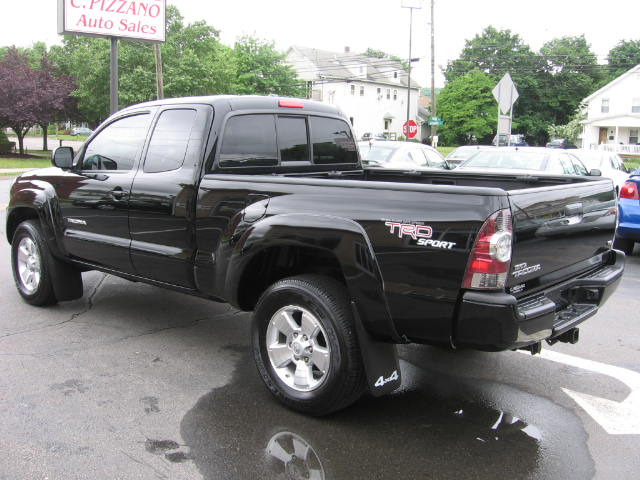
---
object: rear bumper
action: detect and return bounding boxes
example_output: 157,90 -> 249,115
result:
454,249 -> 625,351
617,197 -> 640,240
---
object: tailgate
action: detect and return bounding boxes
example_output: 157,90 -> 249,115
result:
507,179 -> 617,294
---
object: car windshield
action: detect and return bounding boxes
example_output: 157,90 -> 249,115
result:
448,148 -> 477,161
461,150 -> 549,171
358,143 -> 397,163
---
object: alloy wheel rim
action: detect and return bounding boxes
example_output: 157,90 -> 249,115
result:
17,237 -> 41,294
266,305 -> 331,392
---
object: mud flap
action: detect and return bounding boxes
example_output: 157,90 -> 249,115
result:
48,255 -> 84,302
351,301 -> 401,396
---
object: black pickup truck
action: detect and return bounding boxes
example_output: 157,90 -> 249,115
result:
7,96 -> 624,415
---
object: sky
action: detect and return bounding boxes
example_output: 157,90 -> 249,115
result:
2,0 -> 639,87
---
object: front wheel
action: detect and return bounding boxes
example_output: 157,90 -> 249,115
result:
11,220 -> 57,306
252,275 -> 366,416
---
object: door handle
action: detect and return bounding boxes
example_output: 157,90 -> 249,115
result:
110,187 -> 127,200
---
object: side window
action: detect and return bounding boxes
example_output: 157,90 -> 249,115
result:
219,114 -> 277,168
558,154 -> 576,175
421,148 -> 447,168
276,116 -> 309,163
309,116 -> 357,164
82,114 -> 150,171
144,109 -> 197,173
408,149 -> 427,166
568,154 -> 588,175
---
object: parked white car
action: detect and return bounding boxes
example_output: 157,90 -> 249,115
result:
358,141 -> 449,171
570,149 -> 631,193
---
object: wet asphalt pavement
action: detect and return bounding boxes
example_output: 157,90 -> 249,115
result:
1,177 -> 639,479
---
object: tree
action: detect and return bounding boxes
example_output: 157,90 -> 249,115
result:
607,39 -> 640,79
0,48 -> 76,154
548,110 -> 585,145
443,26 -> 550,144
444,26 -> 544,83
231,36 -> 305,96
437,70 -> 497,145
539,36 -> 600,126
0,48 -> 42,154
34,54 -> 77,150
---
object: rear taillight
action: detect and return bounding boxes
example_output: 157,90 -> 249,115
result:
619,181 -> 639,200
463,208 -> 513,290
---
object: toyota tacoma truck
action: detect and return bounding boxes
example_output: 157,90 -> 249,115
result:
7,96 -> 624,415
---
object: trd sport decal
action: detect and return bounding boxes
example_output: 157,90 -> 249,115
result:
385,221 -> 432,239
384,221 -> 456,250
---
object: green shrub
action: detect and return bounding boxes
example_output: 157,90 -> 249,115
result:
0,130 -> 14,154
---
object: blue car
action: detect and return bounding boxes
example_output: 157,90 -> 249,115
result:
614,168 -> 640,255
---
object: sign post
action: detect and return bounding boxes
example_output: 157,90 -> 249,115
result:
492,73 -> 519,146
57,0 -> 167,114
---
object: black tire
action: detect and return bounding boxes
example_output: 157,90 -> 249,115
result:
613,236 -> 635,255
11,220 -> 58,306
252,274 -> 366,416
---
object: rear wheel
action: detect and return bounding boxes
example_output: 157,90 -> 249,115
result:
613,236 -> 635,255
11,220 -> 57,306
252,275 -> 366,415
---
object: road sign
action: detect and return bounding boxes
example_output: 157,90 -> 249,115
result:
492,73 -> 519,115
403,120 -> 418,139
428,117 -> 443,126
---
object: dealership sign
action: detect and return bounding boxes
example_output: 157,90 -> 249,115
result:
58,0 -> 166,43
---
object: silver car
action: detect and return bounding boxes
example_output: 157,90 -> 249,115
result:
445,145 -> 494,167
358,141 -> 449,171
456,147 -> 596,176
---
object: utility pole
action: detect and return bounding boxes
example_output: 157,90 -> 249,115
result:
154,43 -> 164,100
402,1 -> 422,130
430,0 -> 437,140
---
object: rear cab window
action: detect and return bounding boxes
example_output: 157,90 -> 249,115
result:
216,113 -> 358,172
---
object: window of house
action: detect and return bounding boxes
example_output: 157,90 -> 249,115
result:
632,98 -> 640,114
386,89 -> 390,100
219,114 -> 278,168
309,116 -> 357,164
630,129 -> 639,145
377,87 -> 381,100
351,84 -> 355,96
81,114 -> 150,171
394,72 -> 398,79
360,86 -> 365,96
384,119 -> 391,130
277,116 -> 309,163
601,98 -> 610,113
393,90 -> 397,101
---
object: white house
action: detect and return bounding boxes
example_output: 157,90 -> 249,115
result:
581,64 -> 640,155
286,46 -> 422,141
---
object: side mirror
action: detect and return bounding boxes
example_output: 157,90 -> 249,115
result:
52,146 -> 74,169
589,168 -> 602,177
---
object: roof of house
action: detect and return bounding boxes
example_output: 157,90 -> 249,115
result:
287,46 -> 420,89
582,64 -> 640,103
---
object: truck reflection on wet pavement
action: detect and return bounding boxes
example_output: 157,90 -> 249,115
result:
177,346 -> 591,480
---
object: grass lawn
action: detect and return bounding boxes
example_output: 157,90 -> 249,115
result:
623,157 -> 640,172
0,158 -> 51,168
437,146 -> 457,157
